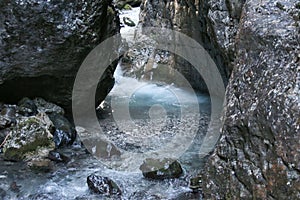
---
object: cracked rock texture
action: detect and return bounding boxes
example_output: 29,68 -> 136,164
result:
202,0 -> 300,199
120,0 -> 230,91
0,0 -> 120,111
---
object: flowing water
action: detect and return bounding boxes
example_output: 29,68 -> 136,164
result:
0,7 -> 212,200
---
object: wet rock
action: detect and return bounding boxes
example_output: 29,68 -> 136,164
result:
48,113 -> 76,148
27,158 -> 53,172
82,137 -> 121,159
0,106 -> 17,129
189,175 -> 202,192
123,17 -> 136,27
33,98 -> 64,115
17,97 -> 38,116
25,146 -> 54,172
202,0 -> 300,199
77,126 -> 121,159
0,0 -> 120,112
3,113 -> 55,161
87,174 -> 121,196
139,158 -> 183,179
48,150 -> 70,163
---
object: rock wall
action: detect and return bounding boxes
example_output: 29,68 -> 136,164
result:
0,0 -> 120,111
202,0 -> 300,199
124,0 -> 300,198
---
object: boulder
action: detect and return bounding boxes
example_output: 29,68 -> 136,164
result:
3,113 -> 55,161
0,0 -> 120,112
87,174 -> 121,196
139,158 -> 183,179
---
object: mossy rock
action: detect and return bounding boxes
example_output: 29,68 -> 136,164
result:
123,17 -> 135,27
107,6 -> 115,15
139,158 -> 183,179
3,114 -> 55,161
123,4 -> 132,10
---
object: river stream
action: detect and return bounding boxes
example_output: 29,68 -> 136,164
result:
0,7 -> 211,200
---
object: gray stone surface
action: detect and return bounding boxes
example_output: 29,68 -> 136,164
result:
202,0 -> 300,199
0,0 -> 120,111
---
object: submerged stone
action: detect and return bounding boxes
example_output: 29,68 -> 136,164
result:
87,174 -> 121,196
27,158 -> 53,173
139,158 -> 183,179
48,150 -> 70,163
77,126 -> 121,159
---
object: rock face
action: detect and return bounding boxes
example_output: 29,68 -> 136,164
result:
120,0 -> 230,91
202,0 -> 300,199
0,0 -> 120,111
139,158 -> 183,179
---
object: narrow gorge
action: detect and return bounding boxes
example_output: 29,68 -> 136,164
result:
0,0 -> 299,199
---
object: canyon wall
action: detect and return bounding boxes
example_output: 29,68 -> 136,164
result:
202,0 -> 300,199
121,0 -> 230,91
127,0 -> 300,198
